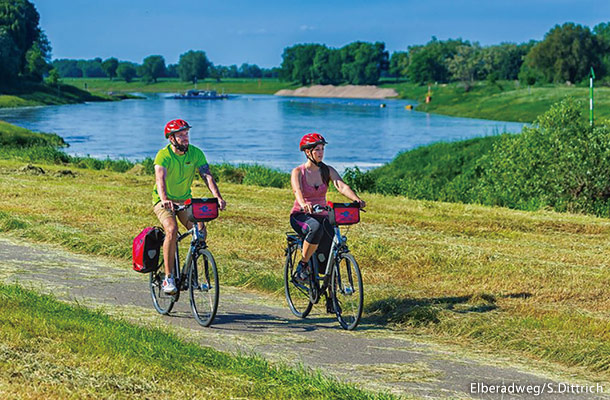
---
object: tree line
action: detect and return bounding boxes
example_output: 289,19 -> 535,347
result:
2,1 -> 609,90
52,56 -> 280,83
280,22 -> 610,88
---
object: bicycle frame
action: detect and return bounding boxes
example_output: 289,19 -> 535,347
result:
173,224 -> 207,289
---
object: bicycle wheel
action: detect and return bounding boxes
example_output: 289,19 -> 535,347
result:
331,253 -> 363,330
189,248 -> 219,327
284,244 -> 313,318
150,249 -> 177,314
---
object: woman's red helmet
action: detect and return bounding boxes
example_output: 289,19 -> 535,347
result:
164,119 -> 191,138
299,133 -> 327,151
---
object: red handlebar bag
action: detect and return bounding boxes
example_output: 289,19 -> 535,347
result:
329,202 -> 360,225
132,227 -> 165,273
185,198 -> 219,222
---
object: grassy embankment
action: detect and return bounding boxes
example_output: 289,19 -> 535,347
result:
62,77 -> 298,95
0,81 -> 119,108
380,79 -> 610,122
0,284 -> 396,399
1,151 -> 610,383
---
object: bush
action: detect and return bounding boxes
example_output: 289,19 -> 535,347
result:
474,99 -> 610,215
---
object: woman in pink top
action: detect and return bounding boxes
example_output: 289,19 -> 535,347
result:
290,133 -> 365,311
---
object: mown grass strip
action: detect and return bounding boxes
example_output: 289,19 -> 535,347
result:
0,283 -> 397,400
1,158 -> 610,381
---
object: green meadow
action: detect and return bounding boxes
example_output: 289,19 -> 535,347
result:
61,77 -> 298,95
380,79 -> 610,122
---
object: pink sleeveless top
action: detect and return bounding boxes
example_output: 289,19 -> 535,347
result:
291,164 -> 328,215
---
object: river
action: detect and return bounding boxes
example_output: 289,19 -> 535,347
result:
0,93 -> 525,172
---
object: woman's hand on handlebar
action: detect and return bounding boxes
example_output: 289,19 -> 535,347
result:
356,199 -> 366,209
301,203 -> 314,214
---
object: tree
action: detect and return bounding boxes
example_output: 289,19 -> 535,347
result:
0,0 -> 50,84
407,38 -> 467,84
23,41 -> 49,81
524,23 -> 604,83
340,41 -> 389,85
447,44 -> 483,91
77,58 -> 105,77
177,50 -> 210,83
46,67 -> 60,86
594,22 -> 610,79
140,55 -> 166,83
117,62 -> 137,83
101,57 -> 118,80
52,59 -> 82,77
0,27 -> 21,83
388,51 -> 409,81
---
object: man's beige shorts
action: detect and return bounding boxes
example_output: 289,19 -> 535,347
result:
153,201 -> 189,225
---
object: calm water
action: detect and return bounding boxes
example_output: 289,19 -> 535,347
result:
0,93 -> 525,172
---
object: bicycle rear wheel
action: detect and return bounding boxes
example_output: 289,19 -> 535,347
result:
189,248 -> 219,327
331,253 -> 363,330
150,249 -> 177,314
284,244 -> 313,318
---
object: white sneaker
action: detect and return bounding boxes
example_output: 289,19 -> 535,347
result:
162,276 -> 177,294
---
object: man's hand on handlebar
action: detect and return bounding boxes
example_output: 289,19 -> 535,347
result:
161,200 -> 175,210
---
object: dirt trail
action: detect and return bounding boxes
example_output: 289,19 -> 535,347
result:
0,236 -> 607,400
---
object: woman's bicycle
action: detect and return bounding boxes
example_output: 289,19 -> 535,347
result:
149,198 -> 220,327
284,202 -> 364,330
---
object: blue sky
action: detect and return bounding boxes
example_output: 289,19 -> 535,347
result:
35,0 -> 609,68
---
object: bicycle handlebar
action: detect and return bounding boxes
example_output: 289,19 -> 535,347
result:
302,202 -> 366,214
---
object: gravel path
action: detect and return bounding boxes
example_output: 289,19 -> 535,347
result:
0,236 -> 607,400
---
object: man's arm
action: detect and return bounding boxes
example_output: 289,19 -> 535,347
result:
198,164 -> 226,210
155,165 -> 174,209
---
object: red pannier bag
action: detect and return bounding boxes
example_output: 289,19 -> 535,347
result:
329,202 -> 360,225
132,227 -> 165,273
185,198 -> 219,222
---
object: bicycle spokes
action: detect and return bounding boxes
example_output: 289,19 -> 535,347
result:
332,253 -> 363,330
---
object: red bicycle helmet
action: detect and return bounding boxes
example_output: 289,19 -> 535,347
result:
164,119 -> 191,138
299,133 -> 327,151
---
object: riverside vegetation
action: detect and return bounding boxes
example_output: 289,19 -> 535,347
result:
1,104 -> 610,385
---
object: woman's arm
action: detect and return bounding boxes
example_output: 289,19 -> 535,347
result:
291,167 -> 313,213
329,166 -> 366,207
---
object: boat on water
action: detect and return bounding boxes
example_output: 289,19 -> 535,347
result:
169,89 -> 231,100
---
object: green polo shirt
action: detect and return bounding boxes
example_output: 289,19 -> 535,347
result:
152,144 -> 208,205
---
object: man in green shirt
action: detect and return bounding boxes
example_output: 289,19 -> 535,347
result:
153,119 -> 226,294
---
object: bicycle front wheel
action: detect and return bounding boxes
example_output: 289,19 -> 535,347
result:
284,244 -> 313,318
189,248 -> 219,327
331,253 -> 363,330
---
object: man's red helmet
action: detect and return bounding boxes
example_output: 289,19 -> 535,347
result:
164,119 -> 191,138
299,133 -> 327,151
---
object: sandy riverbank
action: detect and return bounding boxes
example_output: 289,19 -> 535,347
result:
275,84 -> 398,99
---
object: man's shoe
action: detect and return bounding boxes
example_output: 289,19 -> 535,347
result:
162,276 -> 177,295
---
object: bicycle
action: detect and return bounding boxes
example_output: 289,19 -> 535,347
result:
149,198 -> 220,327
284,202 -> 364,330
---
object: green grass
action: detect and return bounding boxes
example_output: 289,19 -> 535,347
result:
380,80 -> 610,123
62,77 -> 299,95
0,283 -> 396,399
1,158 -> 610,383
0,81 -> 114,108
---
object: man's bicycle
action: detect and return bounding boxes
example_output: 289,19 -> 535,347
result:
284,202 -> 364,330
150,198 -> 220,327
